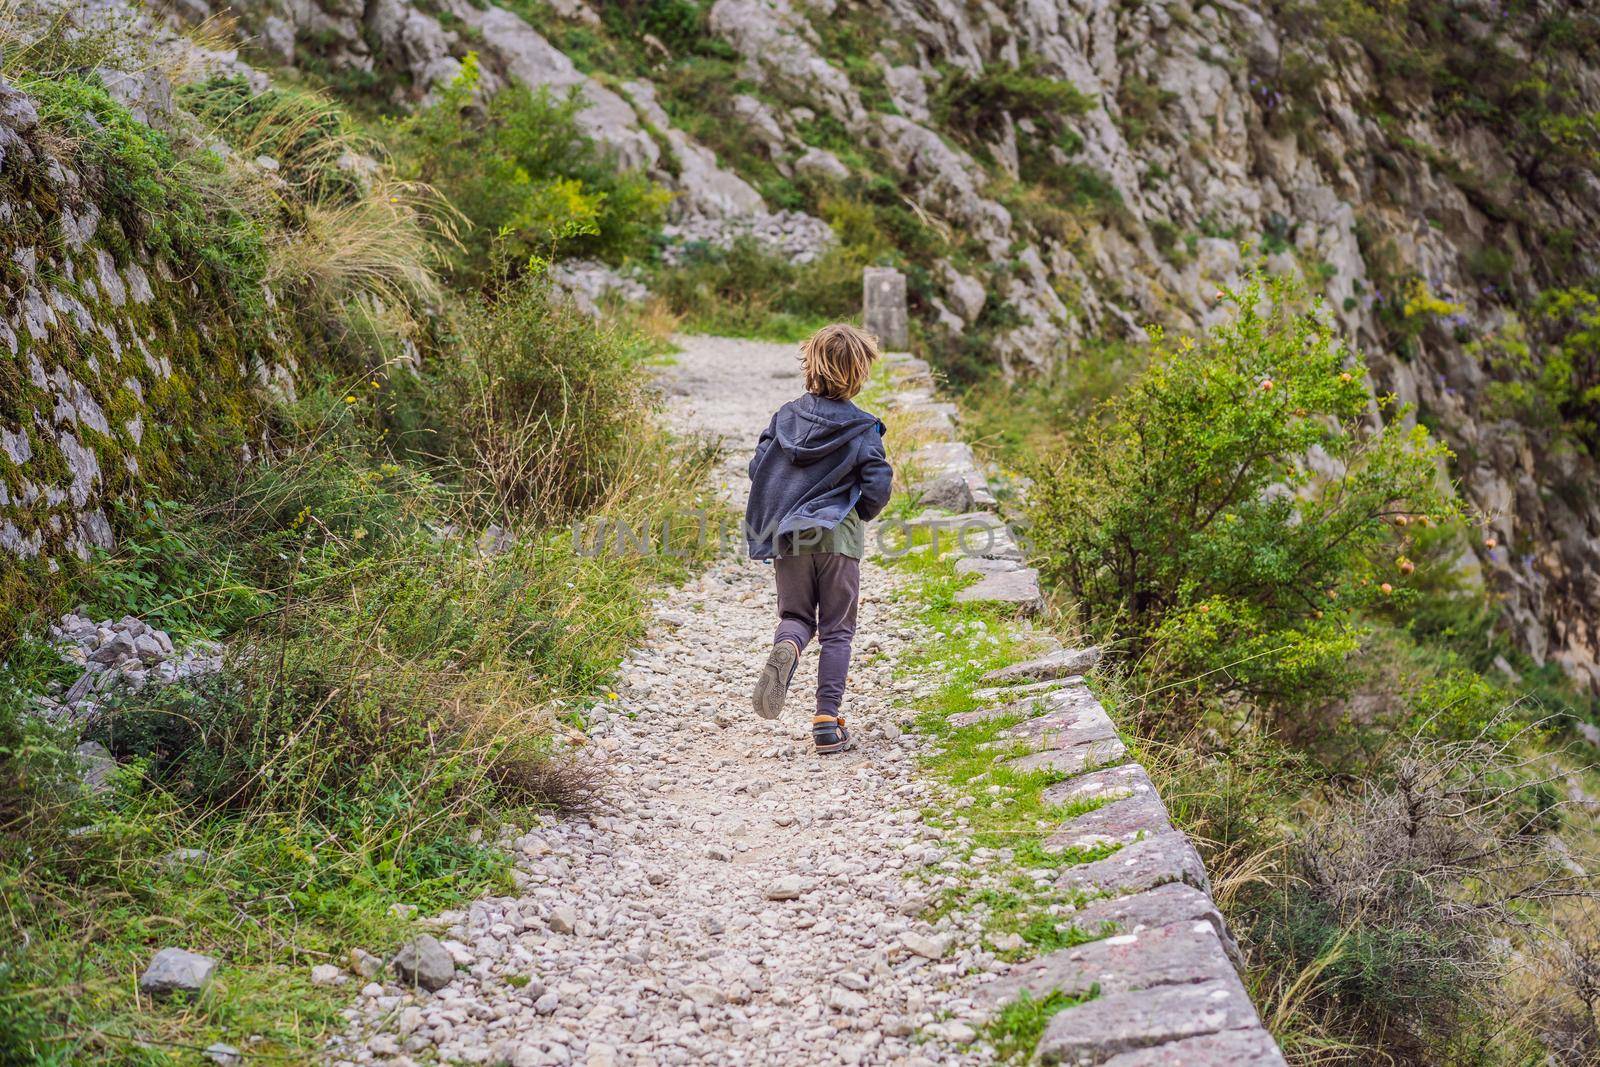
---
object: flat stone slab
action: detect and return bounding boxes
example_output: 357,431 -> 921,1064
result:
1100,1027 -> 1287,1066
977,920 -> 1240,1008
950,691 -> 1059,729
1004,738 -> 1128,777
994,689 -> 1115,748
1056,831 -> 1212,898
880,351 -> 929,377
955,555 -> 1022,577
910,409 -> 957,436
995,690 -> 1125,775
914,441 -> 979,471
903,511 -> 1023,560
1043,762 -> 1157,807
1044,791 -> 1173,853
1066,883 -> 1239,968
982,646 -> 1100,684
971,676 -> 1080,703
1036,975 -> 1263,1065
954,566 -> 1043,614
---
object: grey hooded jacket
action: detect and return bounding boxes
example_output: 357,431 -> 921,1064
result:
744,394 -> 892,559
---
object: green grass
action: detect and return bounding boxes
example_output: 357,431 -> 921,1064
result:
875,517 -> 1128,960
983,987 -> 1099,1063
0,777 -> 510,1064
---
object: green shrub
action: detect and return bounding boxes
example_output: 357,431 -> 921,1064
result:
406,272 -> 656,521
933,57 -> 1094,149
1027,271 -> 1456,712
389,54 -> 670,285
78,499 -> 273,642
1480,285 -> 1600,448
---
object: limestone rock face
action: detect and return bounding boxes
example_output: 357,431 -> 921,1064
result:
465,5 -> 661,172
689,0 -> 1600,690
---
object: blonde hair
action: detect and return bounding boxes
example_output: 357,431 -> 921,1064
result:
801,323 -> 880,400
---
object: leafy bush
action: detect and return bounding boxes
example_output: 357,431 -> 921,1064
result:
1027,272 -> 1456,712
1481,285 -> 1600,449
389,54 -> 669,285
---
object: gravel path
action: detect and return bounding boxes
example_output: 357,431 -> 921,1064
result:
335,337 -> 998,1067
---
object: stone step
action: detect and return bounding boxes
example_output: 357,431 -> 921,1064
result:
977,919 -> 1240,1007
949,690 -> 1064,729
1066,882 -> 1242,970
1036,975 -> 1266,1066
1056,831 -> 1213,898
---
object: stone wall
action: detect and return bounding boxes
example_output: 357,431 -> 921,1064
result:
0,73 -> 294,621
876,284 -> 1282,1061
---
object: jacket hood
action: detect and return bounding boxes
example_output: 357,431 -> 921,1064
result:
774,395 -> 881,466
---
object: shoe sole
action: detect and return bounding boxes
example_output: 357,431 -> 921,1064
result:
752,642 -> 798,720
814,736 -> 855,755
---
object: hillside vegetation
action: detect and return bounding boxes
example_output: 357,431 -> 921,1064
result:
3,0 -> 1600,1063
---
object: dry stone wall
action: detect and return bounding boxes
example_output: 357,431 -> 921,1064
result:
879,309 -> 1283,1064
0,74 -> 297,616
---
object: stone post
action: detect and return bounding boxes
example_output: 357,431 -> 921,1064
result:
862,267 -> 909,351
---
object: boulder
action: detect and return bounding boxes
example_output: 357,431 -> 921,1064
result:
74,741 -> 116,794
794,146 -> 850,181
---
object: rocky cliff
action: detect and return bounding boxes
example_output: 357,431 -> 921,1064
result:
197,0 -> 1600,690
9,0 -> 1600,689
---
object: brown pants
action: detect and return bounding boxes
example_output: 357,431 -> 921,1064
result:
772,553 -> 860,716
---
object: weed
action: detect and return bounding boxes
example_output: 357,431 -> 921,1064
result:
983,988 -> 1098,1063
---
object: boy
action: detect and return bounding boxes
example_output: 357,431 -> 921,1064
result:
746,324 -> 893,754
